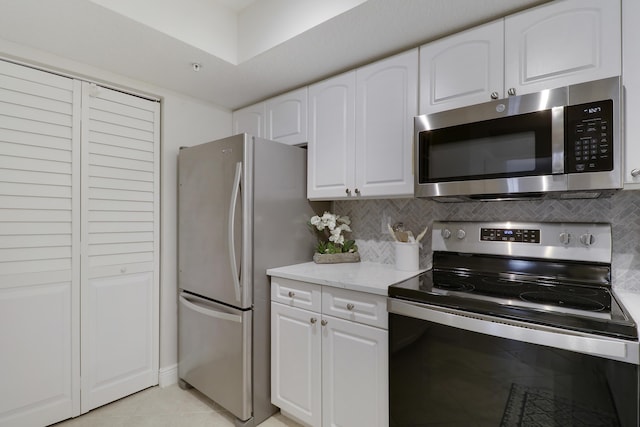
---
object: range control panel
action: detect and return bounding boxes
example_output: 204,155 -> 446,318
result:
566,99 -> 614,173
480,228 -> 540,243
431,221 -> 612,264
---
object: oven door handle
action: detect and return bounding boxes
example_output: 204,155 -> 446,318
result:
388,299 -> 638,364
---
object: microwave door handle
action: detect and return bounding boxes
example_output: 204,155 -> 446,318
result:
228,161 -> 242,302
551,106 -> 565,174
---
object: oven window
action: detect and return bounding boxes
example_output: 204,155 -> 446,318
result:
418,110 -> 553,183
389,313 -> 638,427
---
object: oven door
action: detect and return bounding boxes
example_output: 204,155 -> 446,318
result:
388,299 -> 639,427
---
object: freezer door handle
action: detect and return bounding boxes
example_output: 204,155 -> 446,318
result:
179,294 -> 242,323
228,161 -> 242,302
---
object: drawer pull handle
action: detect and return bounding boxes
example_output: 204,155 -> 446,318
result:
310,317 -> 317,324
346,303 -> 355,311
321,319 -> 328,326
288,291 -> 295,298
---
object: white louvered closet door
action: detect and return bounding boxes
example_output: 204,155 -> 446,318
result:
0,61 -> 81,427
80,82 -> 160,413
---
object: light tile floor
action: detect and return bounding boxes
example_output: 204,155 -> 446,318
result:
53,384 -> 303,427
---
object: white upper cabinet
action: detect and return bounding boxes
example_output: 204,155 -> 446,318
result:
308,71 -> 357,200
308,49 -> 418,200
233,87 -> 307,145
420,0 -> 621,114
623,0 -> 640,186
355,49 -> 417,198
420,20 -> 504,114
266,87 -> 308,145
504,0 -> 621,97
232,102 -> 266,138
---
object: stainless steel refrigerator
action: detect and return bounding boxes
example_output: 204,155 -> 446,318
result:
177,134 -> 324,427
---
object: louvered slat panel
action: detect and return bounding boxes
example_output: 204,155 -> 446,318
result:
81,82 -> 158,412
0,182 -> 72,198
89,130 -> 154,152
0,141 -> 71,162
88,222 -> 154,233
90,141 -> 154,162
0,128 -> 72,150
0,65 -> 76,283
0,234 -> 72,249
0,61 -> 79,427
89,176 -> 153,192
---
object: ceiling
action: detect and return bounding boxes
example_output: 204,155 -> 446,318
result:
0,0 -> 551,110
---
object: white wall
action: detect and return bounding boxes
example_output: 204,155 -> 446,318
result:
0,37 -> 232,384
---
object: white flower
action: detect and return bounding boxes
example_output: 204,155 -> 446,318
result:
337,215 -> 351,226
321,212 -> 337,230
338,223 -> 351,233
309,211 -> 355,253
329,231 -> 344,245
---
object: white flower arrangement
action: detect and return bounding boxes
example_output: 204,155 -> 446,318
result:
309,211 -> 358,254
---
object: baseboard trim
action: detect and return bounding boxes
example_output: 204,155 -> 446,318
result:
158,364 -> 178,388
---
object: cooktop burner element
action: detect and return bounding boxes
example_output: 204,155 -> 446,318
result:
389,221 -> 637,340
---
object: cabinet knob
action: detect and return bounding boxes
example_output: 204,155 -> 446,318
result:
354,188 -> 360,195
345,188 -> 351,195
490,91 -> 499,100
310,317 -> 317,324
346,303 -> 355,311
507,88 -> 517,96
288,291 -> 295,298
631,168 -> 640,178
321,319 -> 328,326
120,267 -> 127,274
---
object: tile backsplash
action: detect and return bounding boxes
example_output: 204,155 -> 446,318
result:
334,190 -> 640,291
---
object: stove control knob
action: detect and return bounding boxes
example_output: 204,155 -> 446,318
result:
456,229 -> 466,240
559,232 -> 571,245
441,229 -> 452,239
580,233 -> 595,246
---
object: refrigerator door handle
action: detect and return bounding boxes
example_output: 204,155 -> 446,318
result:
179,294 -> 242,323
228,161 -> 242,302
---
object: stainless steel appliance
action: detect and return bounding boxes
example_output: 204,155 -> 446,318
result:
414,77 -> 622,201
177,134 -> 323,427
389,221 -> 639,427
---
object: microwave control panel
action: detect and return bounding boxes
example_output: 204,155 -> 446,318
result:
566,100 -> 613,173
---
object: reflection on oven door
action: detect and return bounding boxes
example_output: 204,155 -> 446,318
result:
389,313 -> 639,427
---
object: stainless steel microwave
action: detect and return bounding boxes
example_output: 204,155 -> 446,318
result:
414,77 -> 622,201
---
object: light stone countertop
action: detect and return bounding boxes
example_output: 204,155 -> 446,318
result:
267,261 -> 425,296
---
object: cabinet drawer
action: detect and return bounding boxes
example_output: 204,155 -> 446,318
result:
322,287 -> 387,329
271,277 -> 322,312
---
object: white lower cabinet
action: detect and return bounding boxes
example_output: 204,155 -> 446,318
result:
271,278 -> 388,427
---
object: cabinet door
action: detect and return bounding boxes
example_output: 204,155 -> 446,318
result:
271,303 -> 321,427
322,316 -> 388,427
233,102 -> 266,137
308,71 -> 356,200
266,87 -> 308,145
420,20 -> 504,114
80,83 -> 159,412
623,0 -> 640,186
356,49 -> 417,198
505,0 -> 621,97
0,60 -> 80,427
